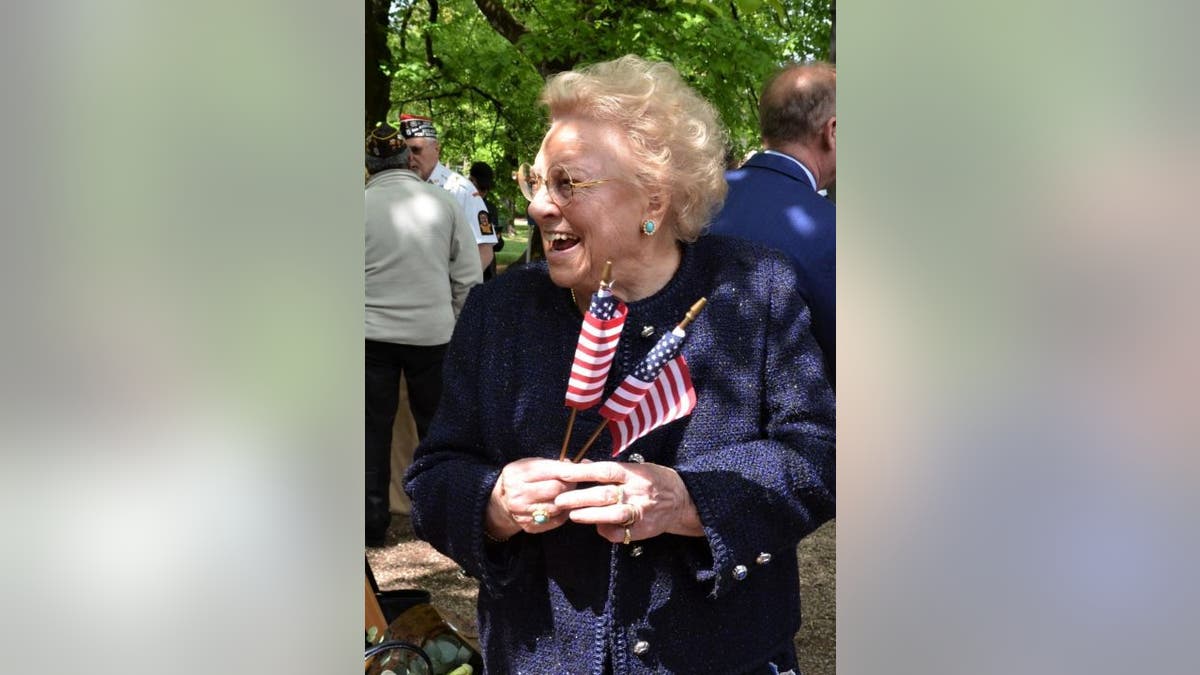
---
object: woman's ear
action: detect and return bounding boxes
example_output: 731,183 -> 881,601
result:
646,190 -> 670,226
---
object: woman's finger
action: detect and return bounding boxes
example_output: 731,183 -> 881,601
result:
567,502 -> 641,526
552,460 -> 626,485
553,483 -> 624,510
502,478 -> 573,507
505,457 -> 584,483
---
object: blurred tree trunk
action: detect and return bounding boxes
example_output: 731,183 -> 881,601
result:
365,0 -> 393,130
829,4 -> 836,64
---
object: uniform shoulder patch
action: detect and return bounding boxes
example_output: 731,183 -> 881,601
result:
477,210 -> 494,235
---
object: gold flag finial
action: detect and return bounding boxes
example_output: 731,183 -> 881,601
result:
599,260 -> 614,290
678,297 -> 707,330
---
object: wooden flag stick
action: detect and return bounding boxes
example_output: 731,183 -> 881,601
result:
557,408 -> 578,461
559,260 -> 616,461
571,420 -> 610,463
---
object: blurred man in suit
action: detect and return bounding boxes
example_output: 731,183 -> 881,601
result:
711,62 -> 836,383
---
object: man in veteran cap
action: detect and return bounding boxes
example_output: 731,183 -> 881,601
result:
364,122 -> 482,546
401,114 -> 499,273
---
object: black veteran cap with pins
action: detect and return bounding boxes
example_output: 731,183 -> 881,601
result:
366,122 -> 408,159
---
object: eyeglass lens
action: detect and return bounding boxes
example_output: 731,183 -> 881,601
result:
520,164 -> 574,206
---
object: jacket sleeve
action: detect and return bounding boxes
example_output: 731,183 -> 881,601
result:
457,181 -> 498,245
403,288 -> 522,596
446,194 -> 483,318
673,261 -> 835,599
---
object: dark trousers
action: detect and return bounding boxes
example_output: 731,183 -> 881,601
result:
365,339 -> 447,542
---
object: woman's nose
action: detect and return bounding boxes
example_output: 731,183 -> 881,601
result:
526,184 -> 562,223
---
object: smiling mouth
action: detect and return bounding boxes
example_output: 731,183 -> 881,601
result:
548,232 -> 581,252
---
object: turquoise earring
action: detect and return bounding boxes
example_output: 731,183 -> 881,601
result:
641,219 -> 657,236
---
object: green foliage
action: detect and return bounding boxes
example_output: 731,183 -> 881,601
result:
380,0 -> 832,217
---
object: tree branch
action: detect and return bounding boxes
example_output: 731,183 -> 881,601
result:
464,83 -> 505,115
399,3 -> 414,53
424,0 -> 443,68
470,0 -> 578,77
395,88 -> 467,106
473,0 -> 527,45
397,82 -> 514,132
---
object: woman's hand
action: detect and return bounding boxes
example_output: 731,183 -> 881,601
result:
552,461 -> 704,544
485,458 -> 577,541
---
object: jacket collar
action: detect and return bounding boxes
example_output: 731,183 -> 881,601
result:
365,168 -> 421,188
427,162 -> 451,187
743,151 -> 817,191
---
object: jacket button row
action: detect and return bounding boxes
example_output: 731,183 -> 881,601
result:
756,552 -> 772,565
632,640 -> 650,655
630,545 -> 644,557
733,564 -> 748,580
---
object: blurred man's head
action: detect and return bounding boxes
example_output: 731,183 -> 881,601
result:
469,161 -> 495,194
400,114 -> 440,180
759,62 -> 836,189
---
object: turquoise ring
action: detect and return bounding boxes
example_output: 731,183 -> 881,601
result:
531,509 -> 549,525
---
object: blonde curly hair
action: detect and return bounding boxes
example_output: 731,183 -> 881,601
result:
541,55 -> 728,242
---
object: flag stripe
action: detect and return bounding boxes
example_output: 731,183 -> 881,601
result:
569,371 -> 610,386
599,375 -> 654,421
569,357 -> 617,379
565,296 -> 627,410
581,315 -> 625,339
567,391 -> 603,401
576,332 -> 621,353
609,355 -> 695,456
571,344 -> 618,365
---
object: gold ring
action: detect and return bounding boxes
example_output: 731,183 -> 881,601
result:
619,504 -> 637,527
615,485 -> 625,505
531,508 -> 549,525
622,527 -> 632,545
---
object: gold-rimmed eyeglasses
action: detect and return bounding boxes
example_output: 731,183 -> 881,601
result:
517,163 -> 611,207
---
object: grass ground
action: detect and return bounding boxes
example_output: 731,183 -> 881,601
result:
495,220 -> 532,269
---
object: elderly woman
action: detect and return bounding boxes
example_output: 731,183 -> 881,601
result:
405,55 -> 834,674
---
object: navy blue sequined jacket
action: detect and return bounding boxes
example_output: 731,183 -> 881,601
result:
405,235 -> 835,674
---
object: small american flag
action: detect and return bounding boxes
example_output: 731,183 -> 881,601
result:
564,287 -> 627,409
599,327 -> 696,455
607,354 -> 695,456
